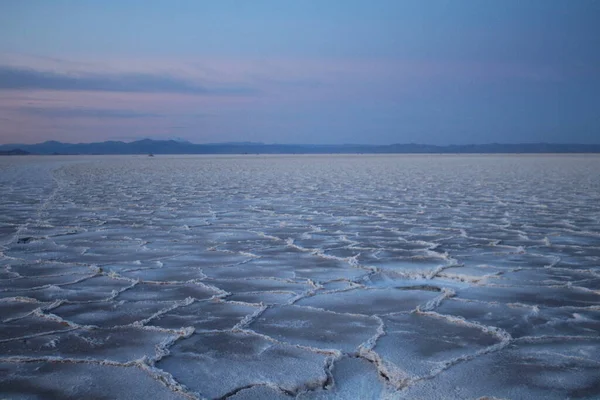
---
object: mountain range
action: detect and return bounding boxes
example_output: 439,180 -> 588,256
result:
1,139 -> 599,155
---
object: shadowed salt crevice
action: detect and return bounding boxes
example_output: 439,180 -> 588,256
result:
228,291 -> 298,305
223,384 -> 294,399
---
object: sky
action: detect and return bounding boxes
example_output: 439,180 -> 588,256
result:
0,0 -> 599,145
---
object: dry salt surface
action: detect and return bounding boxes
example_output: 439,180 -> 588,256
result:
1,154 -> 599,399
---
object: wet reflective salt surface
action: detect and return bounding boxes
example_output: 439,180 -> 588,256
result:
1,154 -> 599,399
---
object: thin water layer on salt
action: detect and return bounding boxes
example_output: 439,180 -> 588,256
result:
457,284 -> 600,308
120,267 -> 206,282
162,252 -> 255,268
0,362 -> 188,400
25,275 -> 134,302
296,287 -> 439,315
399,341 -> 600,399
50,300 -> 174,327
199,261 -> 296,280
1,155 -> 600,399
363,271 -> 468,292
436,298 -> 543,338
357,252 -> 450,276
204,278 -> 311,295
515,336 -> 600,361
0,327 -> 178,362
5,261 -> 93,278
228,385 -> 292,400
319,280 -> 357,292
374,312 -> 501,379
250,304 -> 379,352
156,331 -> 328,398
438,265 -> 506,283
481,266 -> 599,287
298,356 -> 391,399
228,291 -> 298,305
290,260 -> 368,282
0,273 -> 96,291
0,298 -> 49,321
0,314 -> 72,341
115,282 -> 217,302
148,299 -> 260,331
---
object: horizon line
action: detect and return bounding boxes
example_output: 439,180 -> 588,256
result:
2,139 -> 600,147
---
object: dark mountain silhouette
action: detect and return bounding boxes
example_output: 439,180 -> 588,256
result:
0,139 -> 599,155
0,148 -> 30,156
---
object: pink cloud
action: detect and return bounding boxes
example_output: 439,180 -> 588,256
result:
0,53 -> 573,144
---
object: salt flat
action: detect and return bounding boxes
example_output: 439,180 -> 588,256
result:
0,154 -> 599,399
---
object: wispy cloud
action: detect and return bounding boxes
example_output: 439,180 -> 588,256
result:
21,106 -> 163,119
0,65 -> 258,95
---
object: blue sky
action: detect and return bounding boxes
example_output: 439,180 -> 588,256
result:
0,0 -> 599,144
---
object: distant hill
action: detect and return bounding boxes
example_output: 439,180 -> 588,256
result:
0,148 -> 30,156
0,140 -> 599,155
